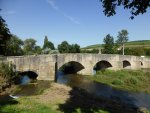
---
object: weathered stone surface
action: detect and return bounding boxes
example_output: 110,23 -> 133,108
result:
1,54 -> 149,81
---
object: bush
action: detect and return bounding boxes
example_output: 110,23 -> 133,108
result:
0,62 -> 16,80
112,79 -> 124,85
126,76 -> 139,85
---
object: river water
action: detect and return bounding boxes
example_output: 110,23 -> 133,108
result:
57,74 -> 150,110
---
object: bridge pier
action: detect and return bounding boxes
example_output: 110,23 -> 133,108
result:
78,63 -> 93,75
37,61 -> 55,80
110,61 -> 123,70
130,61 -> 141,70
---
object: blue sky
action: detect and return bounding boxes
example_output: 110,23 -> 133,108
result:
0,0 -> 150,48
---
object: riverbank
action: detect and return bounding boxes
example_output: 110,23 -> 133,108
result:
0,82 -> 148,113
0,76 -> 12,95
87,70 -> 150,93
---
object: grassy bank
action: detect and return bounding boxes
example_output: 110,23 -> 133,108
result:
0,97 -> 56,113
87,70 -> 150,93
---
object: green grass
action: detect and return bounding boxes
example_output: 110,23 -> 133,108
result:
0,97 -> 111,113
82,40 -> 150,49
0,97 -> 56,113
87,70 -> 150,93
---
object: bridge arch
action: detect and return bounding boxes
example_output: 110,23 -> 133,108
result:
58,61 -> 85,74
93,60 -> 112,72
19,71 -> 38,79
123,60 -> 131,69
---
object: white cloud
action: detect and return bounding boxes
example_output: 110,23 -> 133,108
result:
64,15 -> 80,25
46,0 -> 58,10
0,10 -> 16,15
46,0 -> 80,25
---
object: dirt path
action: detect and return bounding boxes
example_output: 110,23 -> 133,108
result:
34,83 -> 71,104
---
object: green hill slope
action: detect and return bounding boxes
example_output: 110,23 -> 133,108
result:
82,40 -> 150,49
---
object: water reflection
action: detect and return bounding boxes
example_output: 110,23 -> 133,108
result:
57,74 -> 150,110
12,80 -> 51,96
20,75 -> 31,85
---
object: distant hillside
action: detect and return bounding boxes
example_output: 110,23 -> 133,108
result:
82,40 -> 150,50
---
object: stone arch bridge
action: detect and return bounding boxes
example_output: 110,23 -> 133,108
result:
4,54 -> 150,80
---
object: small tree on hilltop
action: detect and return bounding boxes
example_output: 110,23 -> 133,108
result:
103,34 -> 114,54
116,29 -> 129,55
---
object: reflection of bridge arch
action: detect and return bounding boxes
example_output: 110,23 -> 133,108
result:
93,60 -> 112,72
19,71 -> 38,79
58,61 -> 85,74
123,60 -> 131,69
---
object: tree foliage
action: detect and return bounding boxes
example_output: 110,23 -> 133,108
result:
69,44 -> 80,53
6,35 -> 23,56
58,41 -> 70,53
103,34 -> 114,54
58,41 -> 80,53
0,62 -> 16,80
116,30 -> 129,44
100,0 -> 150,19
43,36 -> 55,50
0,15 -> 12,55
121,47 -> 145,56
144,48 -> 150,56
34,45 -> 42,54
23,38 -> 37,55
116,29 -> 129,55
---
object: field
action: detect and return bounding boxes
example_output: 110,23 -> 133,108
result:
82,40 -> 150,50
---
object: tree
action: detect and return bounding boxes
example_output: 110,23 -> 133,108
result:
23,38 -> 37,55
6,35 -> 23,56
34,46 -> 42,54
69,44 -> 80,53
58,41 -> 81,53
58,41 -> 70,53
100,0 -> 150,19
0,15 -> 12,55
43,36 -> 55,50
116,29 -> 129,55
103,34 -> 114,54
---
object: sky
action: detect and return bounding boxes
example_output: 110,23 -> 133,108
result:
0,0 -> 150,48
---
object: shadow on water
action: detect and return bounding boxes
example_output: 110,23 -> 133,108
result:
57,74 -> 150,113
58,87 -> 142,113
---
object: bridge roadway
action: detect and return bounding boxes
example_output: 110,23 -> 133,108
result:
4,54 -> 150,80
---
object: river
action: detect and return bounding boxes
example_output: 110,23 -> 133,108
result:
57,74 -> 150,110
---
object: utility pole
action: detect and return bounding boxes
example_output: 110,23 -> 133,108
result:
123,44 -> 124,55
